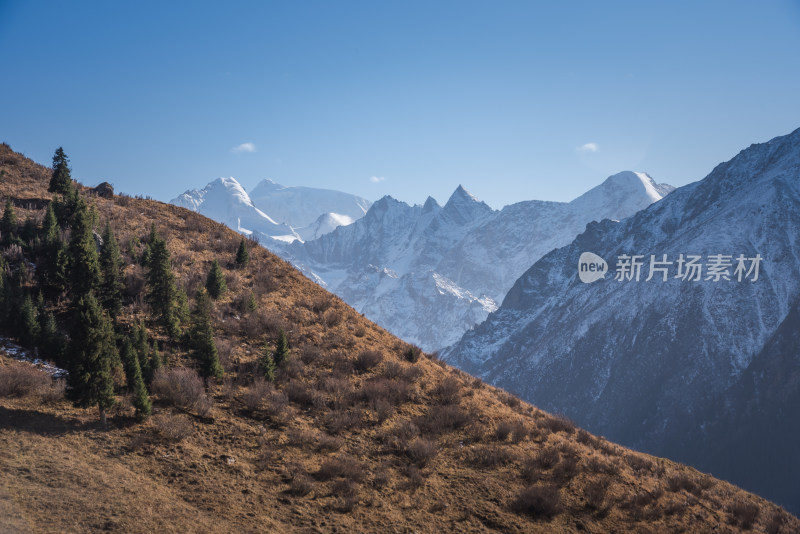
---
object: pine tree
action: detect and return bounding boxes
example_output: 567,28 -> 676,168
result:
132,320 -> 151,382
273,328 -> 290,368
247,292 -> 257,313
149,340 -> 163,382
188,288 -> 223,379
41,203 -> 60,244
120,337 -> 138,391
67,202 -> 102,299
235,238 -> 249,267
49,147 -> 73,195
66,292 -> 117,427
130,352 -> 152,420
259,340 -> 276,383
38,308 -> 63,362
145,228 -> 180,338
1,198 -> 17,245
18,294 -> 40,348
205,259 -> 227,299
99,222 -> 124,318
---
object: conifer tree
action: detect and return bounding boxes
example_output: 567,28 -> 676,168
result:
41,203 -> 59,244
247,292 -> 257,313
149,341 -> 162,382
1,198 -> 17,245
205,259 -> 227,299
49,147 -> 73,195
67,202 -> 101,299
120,337 -> 138,391
145,228 -> 180,338
273,328 -> 290,368
235,238 -> 249,267
259,340 -> 276,383
18,294 -> 40,348
38,308 -> 62,362
120,337 -> 151,419
132,320 -> 151,382
188,288 -> 223,379
66,292 -> 117,427
99,222 -> 124,318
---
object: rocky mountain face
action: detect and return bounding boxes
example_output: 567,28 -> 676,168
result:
272,173 -> 672,352
170,177 -> 370,241
441,127 -> 800,513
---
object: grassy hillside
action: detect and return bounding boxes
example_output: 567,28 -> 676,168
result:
0,143 -> 797,533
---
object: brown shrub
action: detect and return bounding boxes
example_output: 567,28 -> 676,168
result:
360,377 -> 410,407
151,367 -> 210,415
403,465 -> 425,493
288,475 -> 314,497
432,376 -> 462,405
666,473 -> 700,496
726,499 -> 759,529
406,438 -> 438,467
553,455 -> 579,483
0,363 -> 54,398
585,479 -> 611,511
493,420 -> 515,441
323,308 -> 343,328
354,350 -> 383,373
300,346 -> 322,365
284,380 -> 324,410
576,428 -> 601,448
532,446 -> 560,470
381,360 -> 404,380
323,408 -> 363,435
625,453 -> 654,474
317,433 -> 344,452
332,479 -> 359,512
320,376 -> 354,409
541,414 -> 576,435
241,377 -> 274,412
416,405 -> 470,434
466,444 -> 517,468
511,485 -> 563,519
152,413 -> 193,442
315,455 -> 365,483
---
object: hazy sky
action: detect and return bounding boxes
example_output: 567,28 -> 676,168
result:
1,1 -> 799,209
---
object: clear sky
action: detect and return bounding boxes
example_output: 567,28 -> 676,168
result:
1,1 -> 799,209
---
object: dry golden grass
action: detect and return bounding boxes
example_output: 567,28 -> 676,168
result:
0,142 -> 798,533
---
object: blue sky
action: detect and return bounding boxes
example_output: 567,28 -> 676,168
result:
1,1 -> 799,209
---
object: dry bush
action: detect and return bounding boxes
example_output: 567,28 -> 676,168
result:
510,421 -> 529,444
766,509 -> 790,534
511,485 -> 563,519
585,479 -> 611,511
532,446 -> 560,470
253,269 -> 278,294
151,367 -> 211,415
300,346 -> 322,366
432,376 -> 462,405
585,456 -> 619,476
287,428 -> 316,447
323,408 -> 363,435
406,438 -> 438,467
317,433 -> 344,452
320,375 -> 354,409
315,455 -> 365,483
215,337 -> 235,371
242,376 -> 275,412
726,499 -> 760,529
288,475 -> 314,497
284,380 -> 324,410
541,414 -> 576,435
416,405 -> 470,434
124,265 -> 146,299
359,377 -> 410,407
152,413 -> 193,442
666,473 -> 700,496
553,454 -> 579,483
0,363 -> 54,398
493,420 -> 515,441
576,428 -> 601,448
263,389 -> 291,423
311,294 -> 333,314
354,350 -> 383,373
323,308 -> 343,328
381,360 -> 404,380
241,310 -> 286,339
625,453 -> 654,474
500,392 -> 521,409
403,465 -> 425,493
332,479 -> 359,512
371,468 -> 390,489
465,444 -> 517,468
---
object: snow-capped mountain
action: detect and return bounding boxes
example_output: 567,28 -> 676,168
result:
170,177 -> 371,242
249,179 -> 371,229
171,177 -> 298,240
271,173 -> 672,352
441,127 -> 800,513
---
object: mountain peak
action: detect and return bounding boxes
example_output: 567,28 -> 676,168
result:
422,196 -> 440,213
569,171 -> 672,219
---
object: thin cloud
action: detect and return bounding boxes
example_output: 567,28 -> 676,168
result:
369,176 -> 385,183
578,142 -> 599,153
232,142 -> 256,153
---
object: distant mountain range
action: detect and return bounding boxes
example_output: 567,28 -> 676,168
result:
170,178 -> 371,242
271,171 -> 673,351
441,127 -> 800,513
